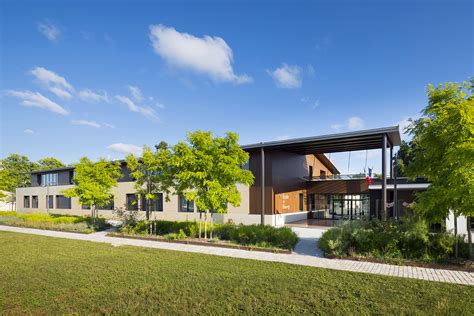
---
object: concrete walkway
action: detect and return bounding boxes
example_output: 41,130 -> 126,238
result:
0,225 -> 472,286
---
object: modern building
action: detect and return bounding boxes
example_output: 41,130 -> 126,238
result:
14,126 -> 449,227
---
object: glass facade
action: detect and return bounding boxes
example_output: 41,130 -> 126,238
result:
41,173 -> 58,186
309,194 -> 370,220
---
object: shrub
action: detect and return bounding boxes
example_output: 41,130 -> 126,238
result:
318,216 -> 469,262
121,221 -> 299,250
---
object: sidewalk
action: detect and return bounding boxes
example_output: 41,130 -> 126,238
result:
0,225 -> 472,286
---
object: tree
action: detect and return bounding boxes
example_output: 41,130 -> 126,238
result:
126,143 -> 173,230
172,131 -> 254,239
35,157 -> 65,170
396,140 -> 417,177
0,154 -> 37,209
407,80 -> 474,258
63,157 -> 121,222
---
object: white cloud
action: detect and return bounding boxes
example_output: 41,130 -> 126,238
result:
267,63 -> 302,89
155,102 -> 165,109
275,135 -> 290,141
103,123 -> 115,129
115,95 -> 158,119
149,24 -> 252,84
4,90 -> 69,115
347,116 -> 364,130
128,86 -> 144,102
107,143 -> 142,156
78,89 -> 109,103
331,116 -> 364,131
24,129 -> 35,134
30,67 -> 74,99
71,120 -> 101,128
37,21 -> 61,42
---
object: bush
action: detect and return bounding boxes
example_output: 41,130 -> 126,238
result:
121,221 -> 299,250
0,212 -> 109,233
318,217 -> 469,262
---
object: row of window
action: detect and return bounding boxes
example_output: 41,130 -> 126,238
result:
22,194 -> 195,212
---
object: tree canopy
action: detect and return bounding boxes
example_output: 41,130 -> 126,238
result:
63,157 -> 121,219
126,143 -> 173,219
35,157 -> 66,171
406,80 -> 474,223
172,131 -> 254,214
0,154 -> 36,193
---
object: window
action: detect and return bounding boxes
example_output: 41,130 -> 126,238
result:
299,193 -> 304,211
41,173 -> 58,186
56,195 -> 71,209
82,204 -> 91,210
320,170 -> 326,179
126,194 -> 138,210
46,195 -> 54,209
23,196 -> 30,208
308,166 -> 313,179
69,170 -> 75,184
32,196 -> 38,208
178,196 -> 194,212
100,197 -> 114,210
140,193 -> 164,212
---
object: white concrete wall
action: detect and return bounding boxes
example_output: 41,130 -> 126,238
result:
446,211 -> 473,240
15,182 -> 254,225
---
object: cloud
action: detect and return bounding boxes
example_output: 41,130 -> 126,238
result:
37,21 -> 61,42
24,129 -> 35,134
267,63 -> 302,89
397,116 -> 414,141
107,143 -> 142,156
30,67 -> 74,99
128,86 -> 144,102
331,116 -> 364,131
115,95 -> 158,119
4,90 -> 69,115
155,102 -> 165,109
103,123 -> 115,129
71,119 -> 101,128
149,24 -> 252,84
78,89 -> 109,103
275,135 -> 290,141
347,116 -> 364,130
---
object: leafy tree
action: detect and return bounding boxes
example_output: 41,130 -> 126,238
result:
172,131 -> 254,238
63,157 -> 122,222
35,157 -> 65,170
0,154 -> 36,209
407,80 -> 474,258
126,143 -> 173,226
396,140 -> 417,177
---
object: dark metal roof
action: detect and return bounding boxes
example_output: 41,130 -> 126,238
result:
242,126 -> 401,154
29,166 -> 75,174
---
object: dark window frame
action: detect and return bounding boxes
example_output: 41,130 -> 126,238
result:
31,196 -> 38,208
178,196 -> 194,213
23,196 -> 30,208
126,194 -> 138,210
55,195 -> 71,209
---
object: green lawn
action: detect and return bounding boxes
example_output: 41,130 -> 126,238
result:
0,232 -> 472,315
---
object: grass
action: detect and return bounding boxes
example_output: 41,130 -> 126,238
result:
0,211 -> 109,233
0,232 -> 473,315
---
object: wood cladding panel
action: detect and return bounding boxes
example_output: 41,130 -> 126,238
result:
307,179 -> 368,194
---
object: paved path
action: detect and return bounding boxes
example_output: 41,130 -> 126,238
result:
0,225 -> 472,286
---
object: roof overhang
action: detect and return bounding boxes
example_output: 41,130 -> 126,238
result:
242,126 -> 401,154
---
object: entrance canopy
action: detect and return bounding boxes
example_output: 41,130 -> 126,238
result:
242,126 -> 401,154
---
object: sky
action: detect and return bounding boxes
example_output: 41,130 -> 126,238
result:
1,0 -> 472,173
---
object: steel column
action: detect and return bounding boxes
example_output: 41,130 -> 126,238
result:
382,134 -> 387,220
261,146 -> 265,225
389,146 -> 393,179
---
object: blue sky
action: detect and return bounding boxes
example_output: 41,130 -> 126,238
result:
1,0 -> 472,173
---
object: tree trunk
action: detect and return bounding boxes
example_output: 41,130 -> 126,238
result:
210,212 -> 213,240
454,213 -> 458,258
467,216 -> 472,260
204,212 -> 208,240
199,211 -> 202,239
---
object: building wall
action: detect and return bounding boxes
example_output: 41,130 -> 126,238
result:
16,182 -> 251,223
